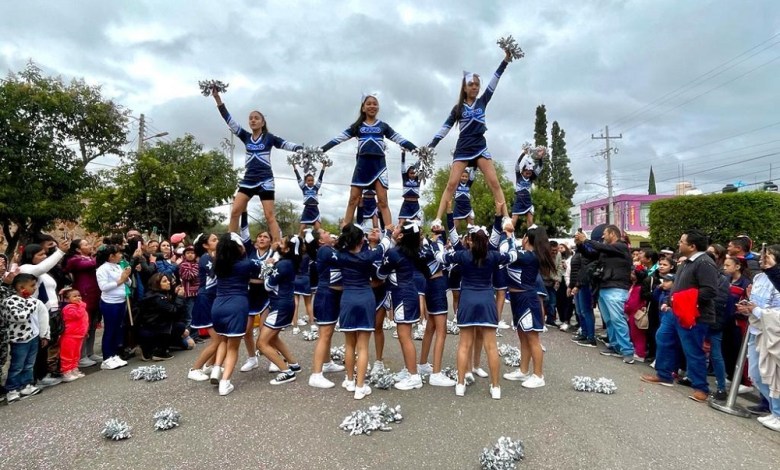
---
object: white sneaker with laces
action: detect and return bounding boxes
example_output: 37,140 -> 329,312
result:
503,369 -> 530,381
521,374 -> 545,389
309,373 -> 335,389
268,362 -> 281,373
100,357 -> 120,370
74,369 -> 85,378
392,329 -> 399,338
455,383 -> 466,396
341,378 -> 356,392
310,324 -> 319,332
323,361 -> 346,373
760,416 -> 780,432
6,390 -> 20,403
210,365 -> 223,385
757,414 -> 775,424
20,384 -> 41,397
297,318 -> 307,326
188,368 -> 210,381
370,360 -> 385,376
490,385 -> 501,399
218,379 -> 234,396
472,367 -> 489,378
61,371 -> 79,383
113,356 -> 128,367
292,327 -> 300,335
418,363 -> 433,375
354,384 -> 372,400
394,374 -> 423,391
393,368 -> 410,382
497,320 -> 511,330
428,372 -> 456,387
240,356 -> 259,372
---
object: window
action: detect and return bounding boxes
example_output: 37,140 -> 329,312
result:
639,203 -> 651,227
586,208 -> 594,226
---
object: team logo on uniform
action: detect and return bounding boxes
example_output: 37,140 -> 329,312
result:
360,126 -> 382,134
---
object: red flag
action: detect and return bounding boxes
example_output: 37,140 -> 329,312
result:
671,288 -> 700,328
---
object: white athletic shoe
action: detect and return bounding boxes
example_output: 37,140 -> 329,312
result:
292,327 -> 300,335
394,374 -> 423,391
218,379 -> 234,396
757,414 -> 776,424
201,364 -> 213,375
100,356 -> 121,370
490,385 -> 501,400
465,372 -> 475,383
210,365 -> 223,385
521,374 -> 545,389
310,324 -> 319,332
497,320 -> 511,330
559,323 -> 570,332
455,383 -> 466,396
418,363 -> 433,375
472,367 -> 489,378
341,378 -> 356,392
113,355 -> 128,367
738,385 -> 755,395
78,357 -> 97,368
61,371 -> 80,383
268,362 -> 281,373
393,368 -> 410,382
428,372 -> 456,387
354,384 -> 372,400
297,318 -> 307,326
188,368 -> 210,381
503,369 -> 531,382
323,361 -> 346,373
370,360 -> 385,376
240,356 -> 259,372
309,373 -> 335,389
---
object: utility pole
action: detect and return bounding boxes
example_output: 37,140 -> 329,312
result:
137,113 -> 146,153
592,125 -> 622,225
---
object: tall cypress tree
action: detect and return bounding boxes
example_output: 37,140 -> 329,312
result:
533,104 -> 551,189
550,121 -> 577,203
648,166 -> 657,195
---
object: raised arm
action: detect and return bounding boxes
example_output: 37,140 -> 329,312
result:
293,166 -> 304,189
480,59 -> 509,106
214,89 -> 250,141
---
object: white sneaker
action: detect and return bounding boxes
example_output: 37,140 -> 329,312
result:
465,372 -> 475,383
100,357 -> 120,370
74,369 -> 85,378
188,368 -> 210,381
757,414 -> 775,424
503,369 -> 530,382
6,390 -> 20,403
498,320 -> 511,330
490,385 -> 501,399
393,368 -> 410,382
429,372 -> 456,387
418,363 -> 433,375
309,373 -> 335,389
61,371 -> 79,383
20,384 -> 41,397
761,416 -> 780,432
323,361 -> 346,373
310,324 -> 319,332
559,323 -> 570,332
268,362 -> 281,373
78,357 -> 97,368
341,378 -> 356,392
292,327 -> 300,335
370,360 -> 385,376
297,318 -> 307,326
543,326 -> 549,333
392,329 -> 398,338
472,367 -> 489,378
218,379 -> 234,396
354,384 -> 372,400
114,355 -> 128,367
394,374 -> 423,391
455,383 -> 466,396
240,356 -> 259,372
738,385 -> 754,395
210,365 -> 224,385
521,374 -> 545,389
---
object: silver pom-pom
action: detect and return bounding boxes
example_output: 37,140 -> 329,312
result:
480,436 -> 525,469
412,147 -> 436,184
440,366 -> 473,385
412,325 -> 424,341
330,344 -> 346,364
259,262 -> 278,281
289,146 -> 332,176
101,418 -> 132,441
153,407 -> 182,431
497,343 -> 521,367
130,365 -> 167,382
496,36 -> 525,61
369,367 -> 396,390
571,376 -> 617,394
382,318 -> 394,330
446,320 -> 460,335
339,403 -> 403,436
302,329 -> 319,341
198,79 -> 229,97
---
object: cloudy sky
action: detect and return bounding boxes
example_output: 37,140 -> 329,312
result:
2,0 -> 779,224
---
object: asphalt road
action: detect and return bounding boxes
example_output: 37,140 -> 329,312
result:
2,308 -> 779,470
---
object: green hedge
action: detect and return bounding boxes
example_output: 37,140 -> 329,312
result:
648,192 -> 780,248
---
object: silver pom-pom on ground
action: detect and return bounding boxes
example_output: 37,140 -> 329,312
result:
198,79 -> 229,97
339,403 -> 403,436
153,407 -> 182,431
496,36 -> 525,61
446,320 -> 460,335
129,365 -> 167,382
571,376 -> 618,395
302,330 -> 319,341
368,367 -> 396,390
330,344 -> 346,364
497,343 -> 521,367
480,436 -> 525,470
101,418 -> 132,441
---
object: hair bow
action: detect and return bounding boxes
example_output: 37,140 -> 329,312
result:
229,232 -> 243,247
468,224 -> 488,235
402,222 -> 420,234
463,71 -> 479,85
303,229 -> 315,245
361,92 -> 379,104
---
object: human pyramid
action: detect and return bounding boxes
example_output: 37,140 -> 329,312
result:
191,38 -> 557,399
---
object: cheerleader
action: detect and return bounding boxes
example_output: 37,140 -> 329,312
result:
428,50 -> 514,228
366,227 -> 391,375
293,163 -> 325,234
320,94 -> 418,226
257,236 -> 303,385
211,88 -> 303,243
503,226 -> 557,389
398,150 -> 422,225
239,227 -> 274,373
306,229 -> 346,389
357,189 -> 380,230
292,251 -> 314,334
187,233 -> 221,382
436,203 -> 518,399
453,167 -> 477,230
335,224 -> 392,399
380,222 -> 429,391
511,147 -> 544,229
209,233 -> 261,396
444,210 -> 463,316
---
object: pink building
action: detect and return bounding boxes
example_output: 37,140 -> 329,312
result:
579,194 -> 674,235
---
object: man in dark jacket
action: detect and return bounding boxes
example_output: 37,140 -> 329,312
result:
574,225 -> 635,362
641,229 -> 720,403
570,250 -> 597,347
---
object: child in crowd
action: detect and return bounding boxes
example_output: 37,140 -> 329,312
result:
59,288 -> 88,382
625,267 -> 648,362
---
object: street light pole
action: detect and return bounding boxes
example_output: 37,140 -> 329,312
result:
137,113 -> 169,152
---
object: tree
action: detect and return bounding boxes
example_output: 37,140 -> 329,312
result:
0,62 -> 128,254
550,121 -> 577,203
82,135 -> 238,237
533,105 -> 551,189
648,166 -> 657,195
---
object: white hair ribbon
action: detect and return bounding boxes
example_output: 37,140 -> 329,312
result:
463,71 -> 479,84
403,222 -> 420,234
361,92 -> 379,104
291,236 -> 301,255
303,229 -> 315,244
193,233 -> 204,245
468,224 -> 488,235
229,232 -> 243,246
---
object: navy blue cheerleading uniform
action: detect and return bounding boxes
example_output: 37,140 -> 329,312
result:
190,253 -> 217,329
367,244 -> 390,312
428,60 -> 509,162
336,235 -> 391,331
381,247 -> 422,324
295,168 -> 324,224
512,153 -> 543,215
454,167 -> 476,220
489,216 -> 509,291
422,237 -> 449,316
438,248 -> 516,327
321,121 -> 417,188
264,259 -> 296,330
247,248 -> 273,315
313,246 -> 342,325
211,258 -> 261,337
399,151 -> 422,220
444,213 -> 463,291
361,189 -> 378,218
218,103 -> 302,197
293,253 -> 312,296
506,249 -> 545,332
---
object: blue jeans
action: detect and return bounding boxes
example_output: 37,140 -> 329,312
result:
6,337 -> 39,392
706,329 -> 726,391
575,286 -> 595,340
544,285 -> 557,323
655,313 -> 710,392
100,300 -> 126,359
184,296 -> 196,330
748,334 -> 780,416
597,288 -> 633,356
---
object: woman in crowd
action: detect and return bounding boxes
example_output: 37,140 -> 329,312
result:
722,256 -> 753,393
95,245 -> 131,371
137,273 -> 186,361
63,239 -> 102,367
